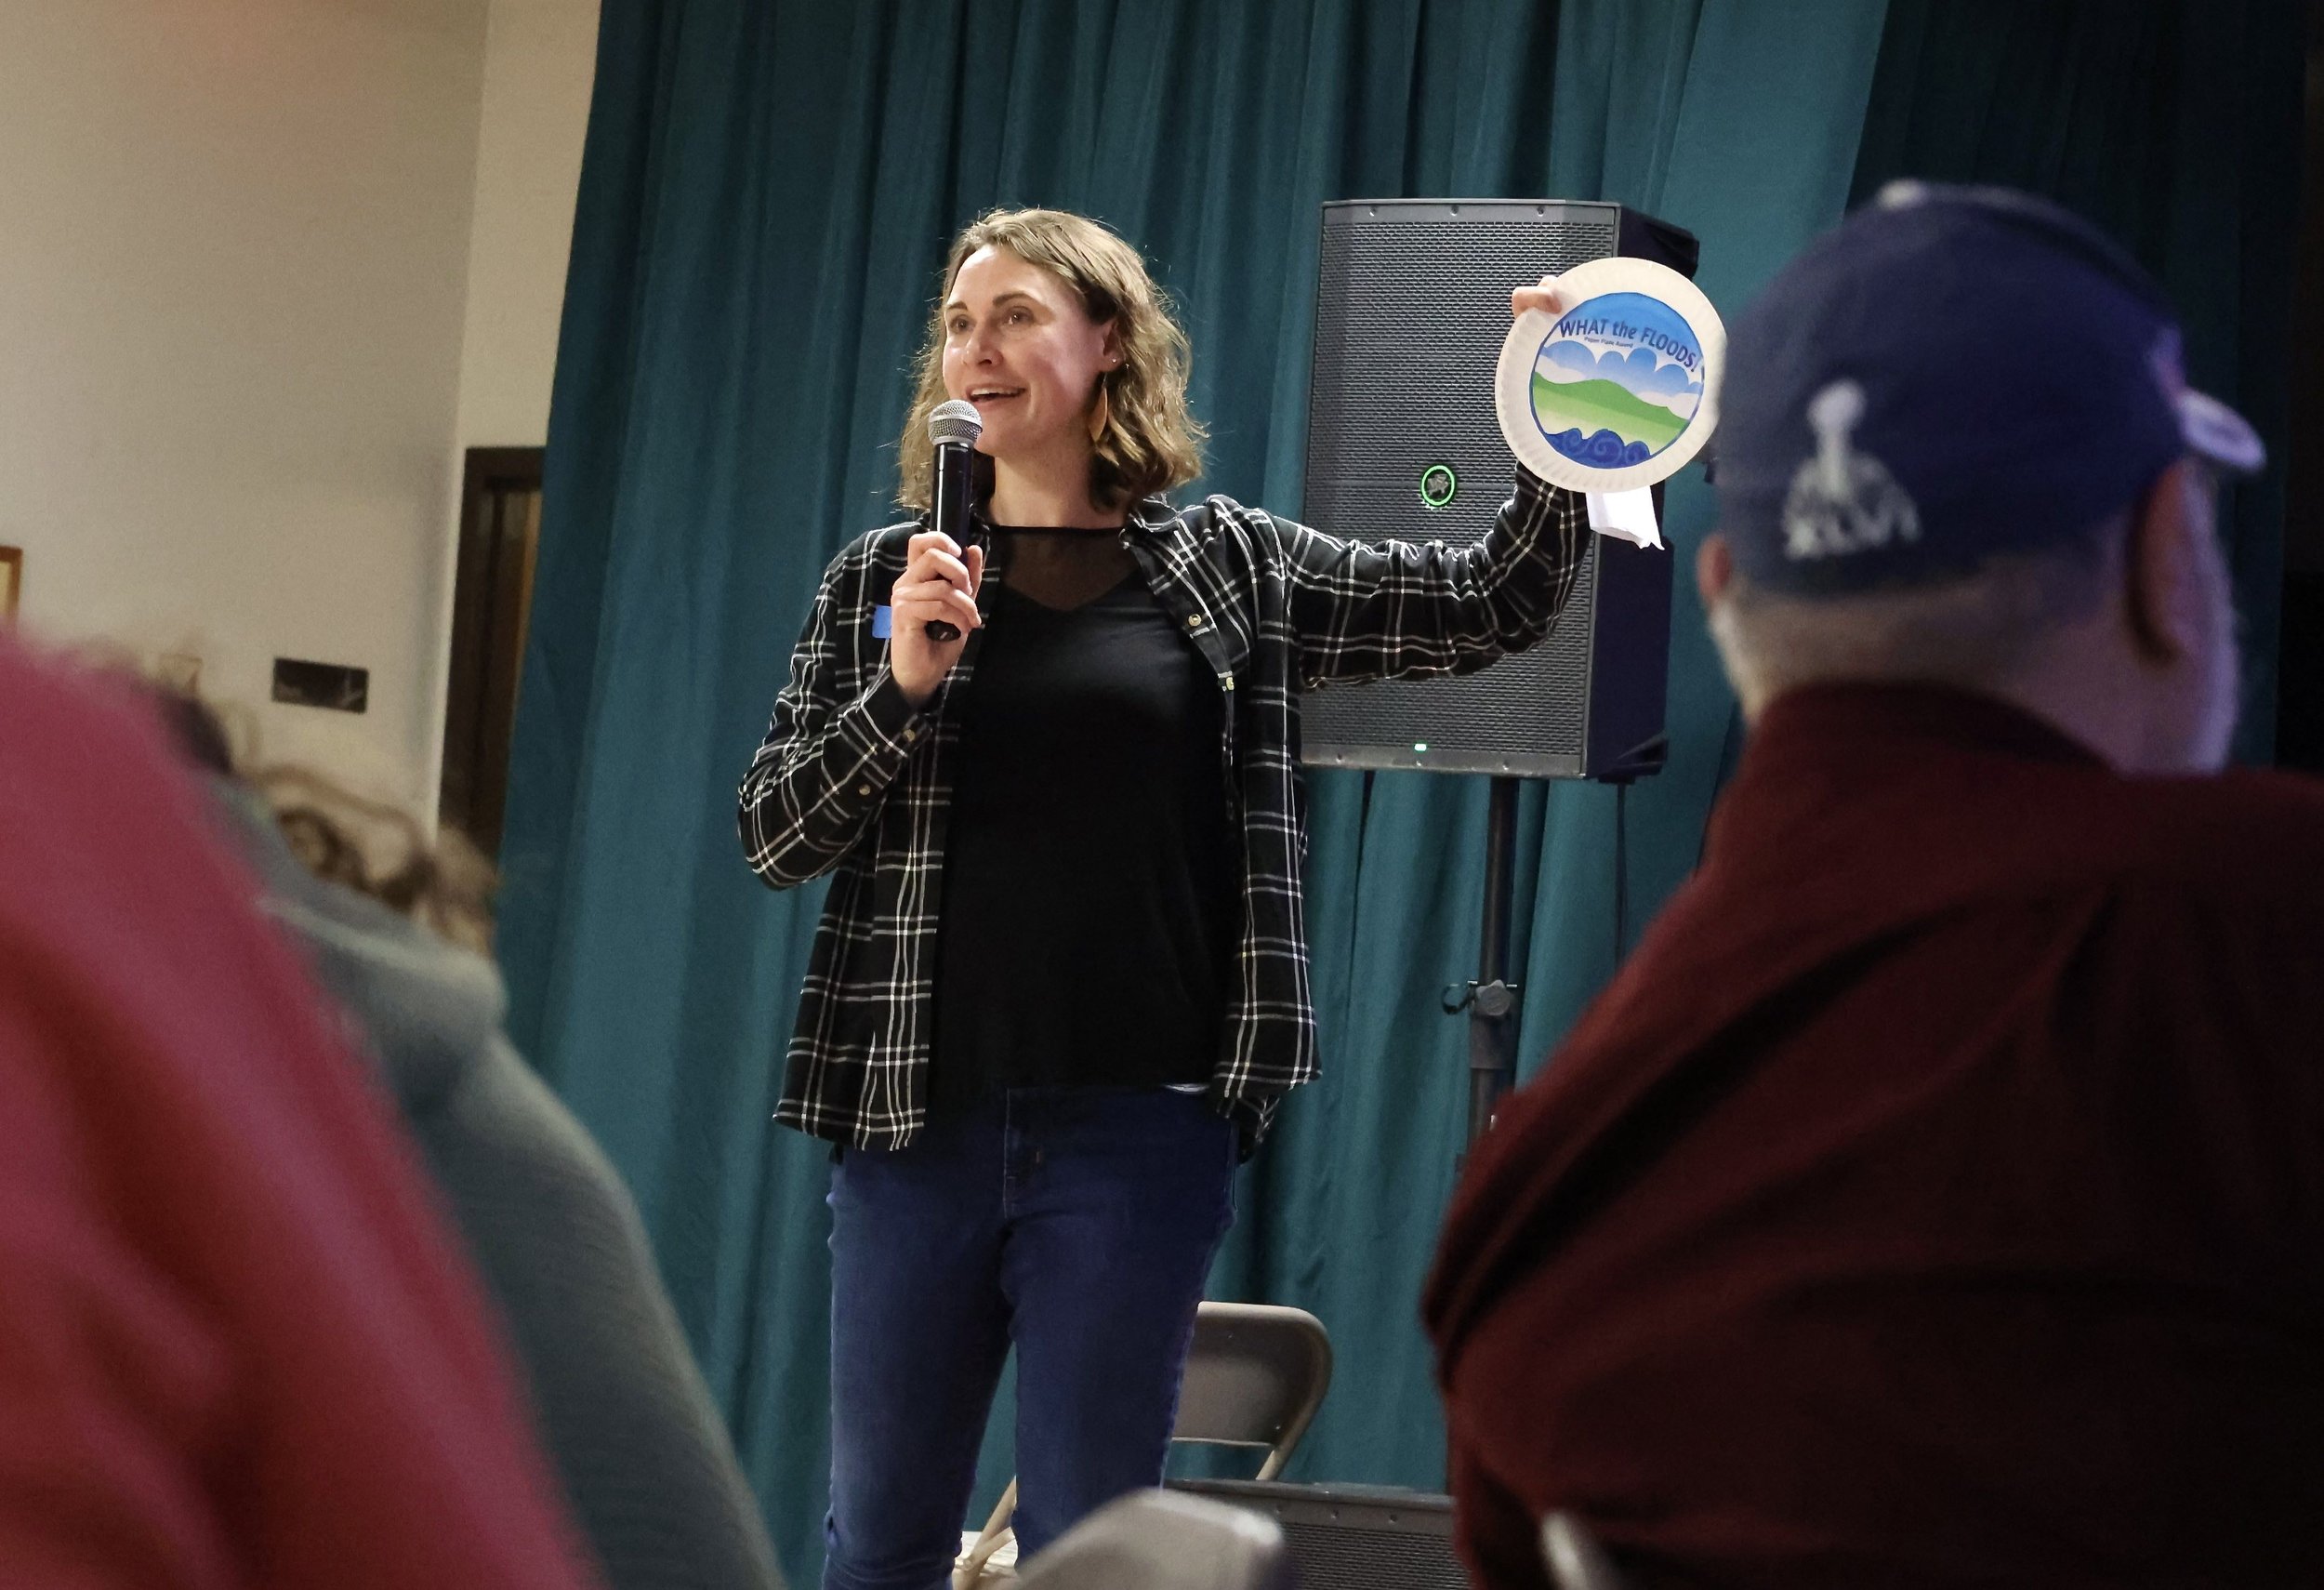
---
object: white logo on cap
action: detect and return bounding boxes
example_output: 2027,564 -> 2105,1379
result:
1782,380 -> 1921,562
2149,329 -> 2266,476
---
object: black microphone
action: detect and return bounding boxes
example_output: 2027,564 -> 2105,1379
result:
923,398 -> 983,642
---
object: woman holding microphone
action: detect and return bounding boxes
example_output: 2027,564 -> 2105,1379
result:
740,206 -> 1584,1590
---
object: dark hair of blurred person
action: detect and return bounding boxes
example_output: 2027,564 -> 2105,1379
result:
147,686 -> 787,1590
0,635 -> 601,1590
1426,185 -> 2324,1590
148,690 -> 496,951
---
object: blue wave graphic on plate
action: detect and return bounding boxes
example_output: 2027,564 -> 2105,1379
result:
1546,428 -> 1655,469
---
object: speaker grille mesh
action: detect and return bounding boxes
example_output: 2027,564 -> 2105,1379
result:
1278,1519 -> 1468,1589
1300,206 -> 1623,775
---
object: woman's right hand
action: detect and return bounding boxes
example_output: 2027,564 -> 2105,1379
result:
889,530 -> 985,707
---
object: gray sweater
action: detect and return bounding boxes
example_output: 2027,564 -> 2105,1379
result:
218,790 -> 785,1590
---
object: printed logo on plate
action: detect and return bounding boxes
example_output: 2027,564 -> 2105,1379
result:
1530,293 -> 1705,469
1494,256 -> 1724,497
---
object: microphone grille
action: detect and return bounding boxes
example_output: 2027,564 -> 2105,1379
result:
928,399 -> 984,448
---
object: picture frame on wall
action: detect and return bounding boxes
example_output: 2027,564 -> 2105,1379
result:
0,547 -> 20,626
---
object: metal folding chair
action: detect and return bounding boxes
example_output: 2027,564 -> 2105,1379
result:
955,1302 -> 1332,1588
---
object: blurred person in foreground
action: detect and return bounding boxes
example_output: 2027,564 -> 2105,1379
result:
0,638 -> 600,1590
149,697 -> 786,1590
1425,183 -> 2322,1590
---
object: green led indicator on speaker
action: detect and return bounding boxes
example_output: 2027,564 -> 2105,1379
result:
1419,462 -> 1459,510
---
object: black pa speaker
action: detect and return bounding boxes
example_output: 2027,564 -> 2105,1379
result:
1169,1479 -> 1464,1590
1300,200 -> 1697,780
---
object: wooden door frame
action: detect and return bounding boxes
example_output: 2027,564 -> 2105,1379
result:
440,446 -> 545,852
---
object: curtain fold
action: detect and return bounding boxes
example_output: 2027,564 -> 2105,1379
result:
495,3 -> 2292,1576
1846,0 -> 2304,760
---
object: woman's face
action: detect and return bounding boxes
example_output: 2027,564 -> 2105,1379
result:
941,245 -> 1116,467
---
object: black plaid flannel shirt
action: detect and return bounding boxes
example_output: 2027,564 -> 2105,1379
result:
739,468 -> 1586,1151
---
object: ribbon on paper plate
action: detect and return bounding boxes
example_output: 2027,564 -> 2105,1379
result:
1585,487 -> 1663,550
1497,256 -> 1724,504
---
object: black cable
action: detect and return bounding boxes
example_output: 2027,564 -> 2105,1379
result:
1698,704 -> 1743,871
1613,781 -> 1630,961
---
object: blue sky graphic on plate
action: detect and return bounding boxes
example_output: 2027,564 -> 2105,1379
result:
1530,290 -> 1706,469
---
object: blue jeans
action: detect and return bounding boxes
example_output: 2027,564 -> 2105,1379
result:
821,1086 -> 1238,1590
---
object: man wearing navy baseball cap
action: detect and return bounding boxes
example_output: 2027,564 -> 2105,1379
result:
1703,178 -> 2264,765
1428,185 -> 2324,1590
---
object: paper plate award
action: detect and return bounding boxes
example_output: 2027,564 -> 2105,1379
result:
1496,256 -> 1724,498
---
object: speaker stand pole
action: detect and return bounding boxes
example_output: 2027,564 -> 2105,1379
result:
1464,776 -> 1523,1149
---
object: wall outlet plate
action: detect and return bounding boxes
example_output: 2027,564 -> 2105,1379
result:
271,656 -> 368,713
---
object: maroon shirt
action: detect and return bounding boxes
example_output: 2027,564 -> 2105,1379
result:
0,643 -> 601,1590
1425,684 -> 2324,1590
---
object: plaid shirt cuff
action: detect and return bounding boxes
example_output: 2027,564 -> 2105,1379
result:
851,668 -> 926,759
1511,462 -> 1557,525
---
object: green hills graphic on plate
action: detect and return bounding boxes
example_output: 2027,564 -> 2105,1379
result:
1531,373 -> 1688,451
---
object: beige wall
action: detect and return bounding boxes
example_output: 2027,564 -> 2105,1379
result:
421,0 -> 601,807
453,0 -> 600,454
0,0 -> 601,814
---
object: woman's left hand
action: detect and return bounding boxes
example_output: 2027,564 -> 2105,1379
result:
1512,275 -> 1568,321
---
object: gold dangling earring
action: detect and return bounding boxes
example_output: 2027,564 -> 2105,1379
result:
1088,376 -> 1112,444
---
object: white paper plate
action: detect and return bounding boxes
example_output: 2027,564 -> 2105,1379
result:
1496,256 -> 1724,495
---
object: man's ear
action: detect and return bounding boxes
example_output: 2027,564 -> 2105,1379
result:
1697,532 -> 1736,612
2122,459 -> 2209,666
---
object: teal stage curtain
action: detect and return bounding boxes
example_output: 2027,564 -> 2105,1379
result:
495,3 -> 2299,1577
1846,0 -> 2304,761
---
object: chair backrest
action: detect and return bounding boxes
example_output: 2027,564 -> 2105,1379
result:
954,1304 -> 1334,1586
1014,1491 -> 1292,1590
1172,1303 -> 1333,1481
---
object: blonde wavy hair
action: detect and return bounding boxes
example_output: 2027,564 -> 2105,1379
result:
896,207 -> 1205,515
142,682 -> 498,955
